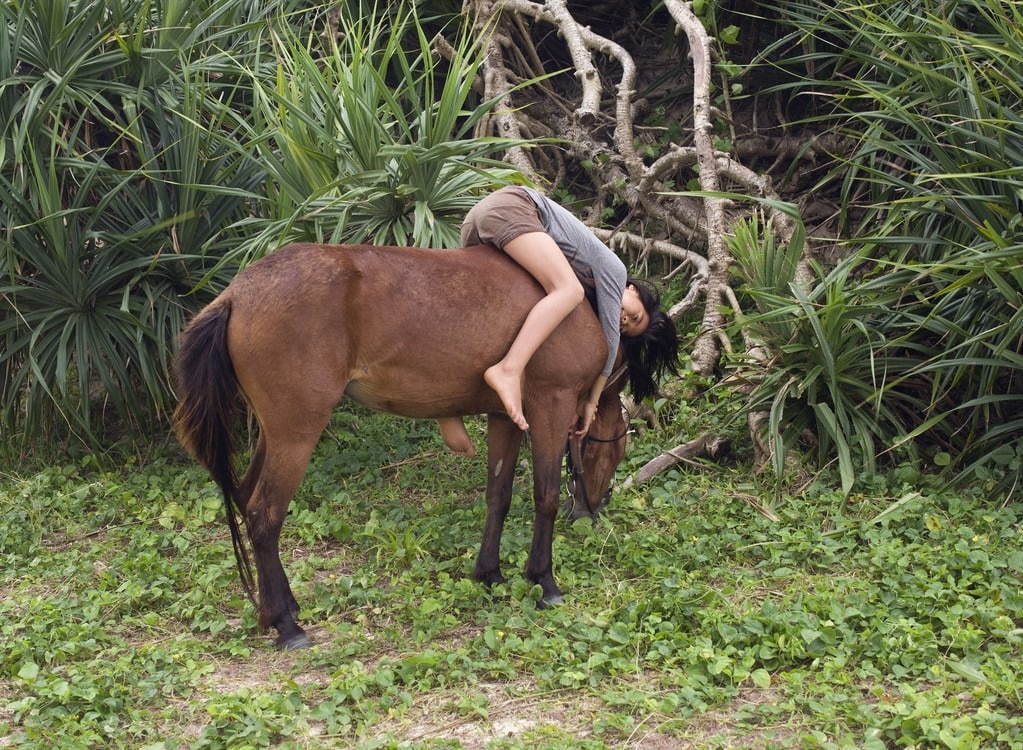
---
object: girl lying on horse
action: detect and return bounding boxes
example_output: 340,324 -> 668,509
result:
437,186 -> 678,456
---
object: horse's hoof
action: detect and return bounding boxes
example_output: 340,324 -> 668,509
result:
276,632 -> 312,650
475,570 -> 506,586
537,593 -> 564,609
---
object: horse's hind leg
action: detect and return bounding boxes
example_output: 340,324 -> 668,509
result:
246,422 -> 329,649
475,414 -> 523,585
236,433 -> 265,512
237,432 -> 304,616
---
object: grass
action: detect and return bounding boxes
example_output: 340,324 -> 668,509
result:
1,404 -> 1022,748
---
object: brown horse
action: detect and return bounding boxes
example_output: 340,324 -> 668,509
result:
173,242 -> 628,649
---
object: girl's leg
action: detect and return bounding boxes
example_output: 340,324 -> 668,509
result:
485,232 -> 584,431
438,417 -> 475,456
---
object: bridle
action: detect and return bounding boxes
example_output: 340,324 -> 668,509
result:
565,363 -> 630,515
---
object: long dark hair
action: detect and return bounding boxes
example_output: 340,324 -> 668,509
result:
620,278 -> 679,401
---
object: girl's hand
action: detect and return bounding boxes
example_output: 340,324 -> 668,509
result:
575,400 -> 598,436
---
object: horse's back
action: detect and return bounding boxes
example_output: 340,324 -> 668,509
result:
219,242 -> 607,419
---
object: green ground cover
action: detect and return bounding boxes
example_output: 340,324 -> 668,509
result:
1,407 -> 1021,748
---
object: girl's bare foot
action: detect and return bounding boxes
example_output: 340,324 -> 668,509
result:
438,417 -> 476,456
484,363 -> 528,430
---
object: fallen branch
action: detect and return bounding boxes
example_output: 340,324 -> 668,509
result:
621,434 -> 731,490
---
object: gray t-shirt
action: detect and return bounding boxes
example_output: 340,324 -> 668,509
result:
521,187 -> 626,376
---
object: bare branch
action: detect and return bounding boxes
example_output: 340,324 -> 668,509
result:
592,228 -> 705,273
639,145 -> 698,194
470,0 -> 541,181
664,0 -> 730,376
432,34 -> 485,96
621,434 -> 731,489
546,0 -> 602,120
589,228 -> 708,320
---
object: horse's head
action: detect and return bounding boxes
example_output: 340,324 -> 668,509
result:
565,366 -> 628,519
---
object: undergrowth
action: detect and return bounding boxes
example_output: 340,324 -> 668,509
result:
1,405 -> 1021,748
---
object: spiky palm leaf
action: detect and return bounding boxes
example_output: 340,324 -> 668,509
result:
744,0 -> 1023,491
1,1 -> 530,449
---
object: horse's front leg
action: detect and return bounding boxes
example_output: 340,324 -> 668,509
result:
475,414 -> 523,585
524,396 -> 575,607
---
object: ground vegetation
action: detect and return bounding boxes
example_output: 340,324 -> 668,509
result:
1,410 -> 1021,747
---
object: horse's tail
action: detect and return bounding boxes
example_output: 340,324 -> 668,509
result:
172,300 -> 256,603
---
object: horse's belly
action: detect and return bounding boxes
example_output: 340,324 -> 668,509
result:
343,379 -> 491,419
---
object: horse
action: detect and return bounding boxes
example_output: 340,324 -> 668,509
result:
173,242 -> 628,649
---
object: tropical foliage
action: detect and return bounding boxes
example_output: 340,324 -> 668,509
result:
730,0 -> 1023,493
227,8 -> 519,265
0,0 -> 507,449
0,0 -> 266,445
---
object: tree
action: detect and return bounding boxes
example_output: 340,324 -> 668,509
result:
450,0 -> 1022,494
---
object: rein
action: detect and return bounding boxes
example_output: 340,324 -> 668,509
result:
603,362 -> 628,395
565,362 -> 630,514
584,428 -> 630,444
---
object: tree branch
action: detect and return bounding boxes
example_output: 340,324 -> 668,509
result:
621,434 -> 731,490
664,0 -> 730,377
470,1 -> 541,181
590,227 -> 709,320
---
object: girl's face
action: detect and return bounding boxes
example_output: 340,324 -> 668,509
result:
620,284 -> 649,337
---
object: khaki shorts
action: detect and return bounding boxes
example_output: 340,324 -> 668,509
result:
460,186 -> 545,249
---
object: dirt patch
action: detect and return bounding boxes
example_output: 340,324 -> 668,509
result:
0,680 -> 21,746
371,678 -> 803,749
670,686 -> 804,748
201,621 -> 357,694
152,696 -> 207,745
377,677 -> 605,748
206,650 -> 303,694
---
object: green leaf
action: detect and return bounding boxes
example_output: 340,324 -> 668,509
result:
419,598 -> 443,615
483,629 -> 498,650
814,402 -> 854,496
868,493 -> 924,527
18,661 -> 39,680
751,668 -> 771,688
720,25 -> 741,45
607,623 -> 631,645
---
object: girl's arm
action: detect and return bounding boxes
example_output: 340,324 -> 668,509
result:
576,374 -> 608,435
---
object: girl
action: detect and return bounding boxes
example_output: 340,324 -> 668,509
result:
439,186 -> 678,455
